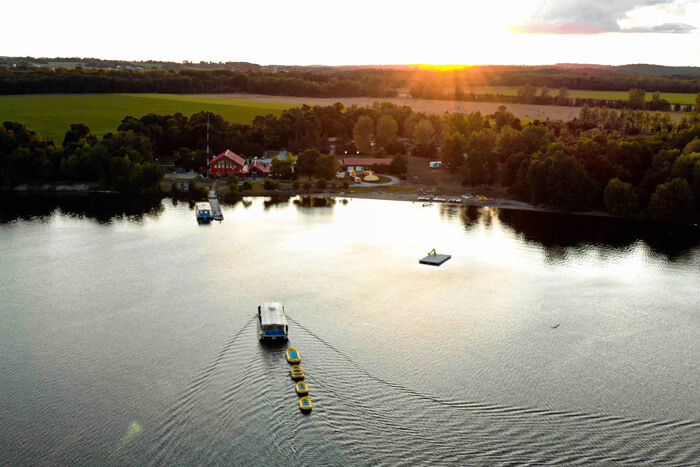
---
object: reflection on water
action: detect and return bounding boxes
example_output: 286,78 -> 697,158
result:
0,193 -> 163,224
1,194 -> 699,261
293,196 -> 337,209
497,208 -> 700,261
263,195 -> 292,210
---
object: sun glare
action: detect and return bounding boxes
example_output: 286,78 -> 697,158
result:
410,64 -> 481,71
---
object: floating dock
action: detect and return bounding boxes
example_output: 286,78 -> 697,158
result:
208,190 -> 224,221
419,249 -> 451,266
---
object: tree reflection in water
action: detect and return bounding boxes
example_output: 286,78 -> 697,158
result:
0,193 -> 164,224
293,196 -> 337,209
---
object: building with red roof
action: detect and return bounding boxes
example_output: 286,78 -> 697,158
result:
249,160 -> 272,178
343,157 -> 392,173
208,150 -> 248,176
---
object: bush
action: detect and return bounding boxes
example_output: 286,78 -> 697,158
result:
292,180 -> 300,190
188,180 -> 197,192
229,183 -> 238,194
316,179 -> 328,190
241,181 -> 253,191
226,174 -> 239,185
303,181 -> 312,191
342,181 -> 349,189
263,178 -> 279,190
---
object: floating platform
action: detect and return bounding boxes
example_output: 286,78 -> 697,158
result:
208,190 -> 224,221
419,253 -> 451,266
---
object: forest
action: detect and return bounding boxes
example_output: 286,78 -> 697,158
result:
2,100 -> 700,223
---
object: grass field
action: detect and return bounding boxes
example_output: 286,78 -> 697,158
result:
2,89 -> 690,145
0,94 -> 291,144
457,86 -> 697,104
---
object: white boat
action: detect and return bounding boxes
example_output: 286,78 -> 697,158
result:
257,302 -> 289,342
195,202 -> 213,224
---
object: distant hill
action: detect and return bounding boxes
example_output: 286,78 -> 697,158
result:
614,64 -> 700,77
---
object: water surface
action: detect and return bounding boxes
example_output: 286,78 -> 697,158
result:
1,195 -> 698,465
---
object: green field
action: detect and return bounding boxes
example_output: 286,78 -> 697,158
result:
461,86 -> 697,104
0,94 -> 292,144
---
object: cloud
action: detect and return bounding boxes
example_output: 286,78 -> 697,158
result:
513,0 -> 697,34
621,22 -> 696,32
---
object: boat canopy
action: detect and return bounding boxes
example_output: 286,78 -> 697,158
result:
259,302 -> 286,326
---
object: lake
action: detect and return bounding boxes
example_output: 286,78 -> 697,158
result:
1,194 -> 699,465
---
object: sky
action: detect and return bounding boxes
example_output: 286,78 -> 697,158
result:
2,0 -> 699,66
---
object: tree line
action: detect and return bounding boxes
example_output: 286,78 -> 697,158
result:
3,99 -> 700,223
0,68 -> 395,98
437,106 -> 700,223
0,122 -> 162,192
2,67 -> 699,110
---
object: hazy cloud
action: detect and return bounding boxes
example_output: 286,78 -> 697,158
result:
514,0 -> 697,34
623,22 -> 696,32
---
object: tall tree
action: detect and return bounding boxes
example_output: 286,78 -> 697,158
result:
440,131 -> 467,169
413,119 -> 434,150
313,153 -> 339,180
353,116 -> 373,153
297,148 -> 320,179
517,84 -> 537,104
628,88 -> 646,110
557,87 -> 569,104
375,114 -> 398,148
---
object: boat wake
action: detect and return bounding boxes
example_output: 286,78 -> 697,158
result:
127,314 -> 699,466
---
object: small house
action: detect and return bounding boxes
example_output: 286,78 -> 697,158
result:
208,150 -> 248,177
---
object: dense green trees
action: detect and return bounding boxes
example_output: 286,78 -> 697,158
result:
270,158 -> 293,178
0,121 -> 161,191
5,96 -> 700,223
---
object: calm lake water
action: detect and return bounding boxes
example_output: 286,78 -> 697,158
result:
1,194 -> 699,465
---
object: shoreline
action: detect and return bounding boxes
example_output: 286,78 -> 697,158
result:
4,185 -> 698,227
